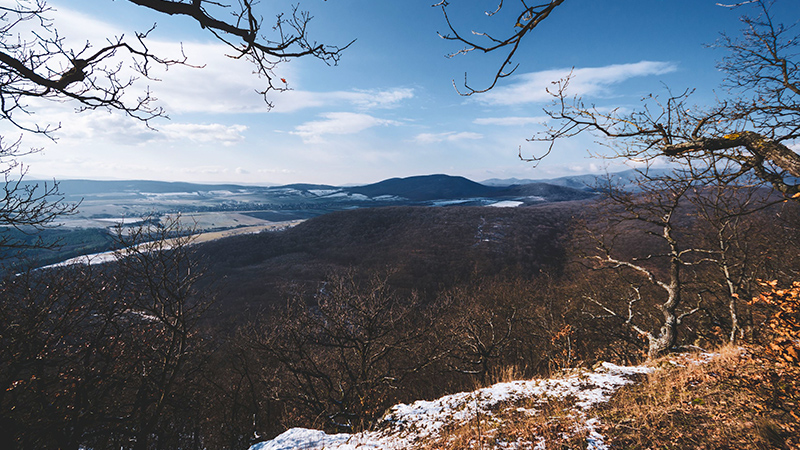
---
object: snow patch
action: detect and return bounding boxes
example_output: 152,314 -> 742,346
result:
249,362 -> 654,450
431,198 -> 483,206
141,191 -> 200,198
249,428 -> 351,450
321,192 -> 370,200
487,200 -> 524,208
372,195 -> 405,201
45,252 -> 119,268
309,189 -> 342,196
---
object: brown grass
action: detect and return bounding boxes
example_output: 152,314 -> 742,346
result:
486,365 -> 527,385
418,345 -> 800,449
425,395 -> 588,450
598,344 -> 799,449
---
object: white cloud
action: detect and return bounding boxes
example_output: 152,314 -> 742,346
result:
473,116 -> 550,126
478,61 -> 678,106
414,131 -> 484,144
49,3 -> 124,42
336,88 -> 415,109
159,123 -> 247,146
27,109 -> 247,146
268,88 -> 415,113
52,112 -> 157,144
291,112 -> 399,144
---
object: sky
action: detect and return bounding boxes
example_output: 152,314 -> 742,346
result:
4,0 -> 794,186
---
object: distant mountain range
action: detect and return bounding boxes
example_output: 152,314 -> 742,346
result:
33,169 -> 663,198
481,168 -> 675,189
32,170 -> 672,203
31,174 -> 596,216
12,174 -> 618,238
13,174 -> 598,269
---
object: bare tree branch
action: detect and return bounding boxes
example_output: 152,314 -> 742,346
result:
437,0 -> 566,95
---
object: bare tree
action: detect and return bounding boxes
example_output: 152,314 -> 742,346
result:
0,214 -> 218,450
110,215 -> 210,450
253,271 -> 441,433
440,281 -> 520,385
1,0 -> 350,131
0,137 -> 76,252
436,0 -> 566,95
518,1 -> 800,198
686,181 -> 779,342
0,263 -> 120,450
439,1 -> 799,197
580,174 -> 709,360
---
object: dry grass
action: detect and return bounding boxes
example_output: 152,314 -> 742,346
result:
486,365 -> 527,385
428,365 -> 592,449
598,344 -> 799,449
417,346 -> 800,449
426,395 -> 588,450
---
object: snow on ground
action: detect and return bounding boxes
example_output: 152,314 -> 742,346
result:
309,189 -> 342,196
430,198 -> 482,206
40,222 -> 304,270
249,362 -> 654,450
320,192 -> 370,200
45,252 -> 120,268
487,200 -> 524,208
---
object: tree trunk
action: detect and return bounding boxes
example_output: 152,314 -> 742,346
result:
647,316 -> 677,360
646,239 -> 683,360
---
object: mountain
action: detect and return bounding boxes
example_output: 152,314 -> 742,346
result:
343,174 -> 594,203
14,174 -> 594,272
37,179 -> 256,201
25,175 -> 593,227
503,182 -> 596,202
483,168 -> 676,190
345,174 -> 505,201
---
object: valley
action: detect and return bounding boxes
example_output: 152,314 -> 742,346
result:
4,171 -> 799,450
8,174 -> 595,270
40,174 -> 595,232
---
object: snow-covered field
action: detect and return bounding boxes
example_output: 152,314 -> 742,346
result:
41,221 -> 304,270
249,362 -> 655,450
487,200 -> 524,208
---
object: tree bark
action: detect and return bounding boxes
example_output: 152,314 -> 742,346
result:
663,131 -> 800,178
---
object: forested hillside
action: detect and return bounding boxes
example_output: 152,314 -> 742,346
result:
197,202 -> 577,317
3,186 -> 799,449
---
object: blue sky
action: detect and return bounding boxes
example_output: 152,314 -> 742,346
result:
9,0 -> 792,185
